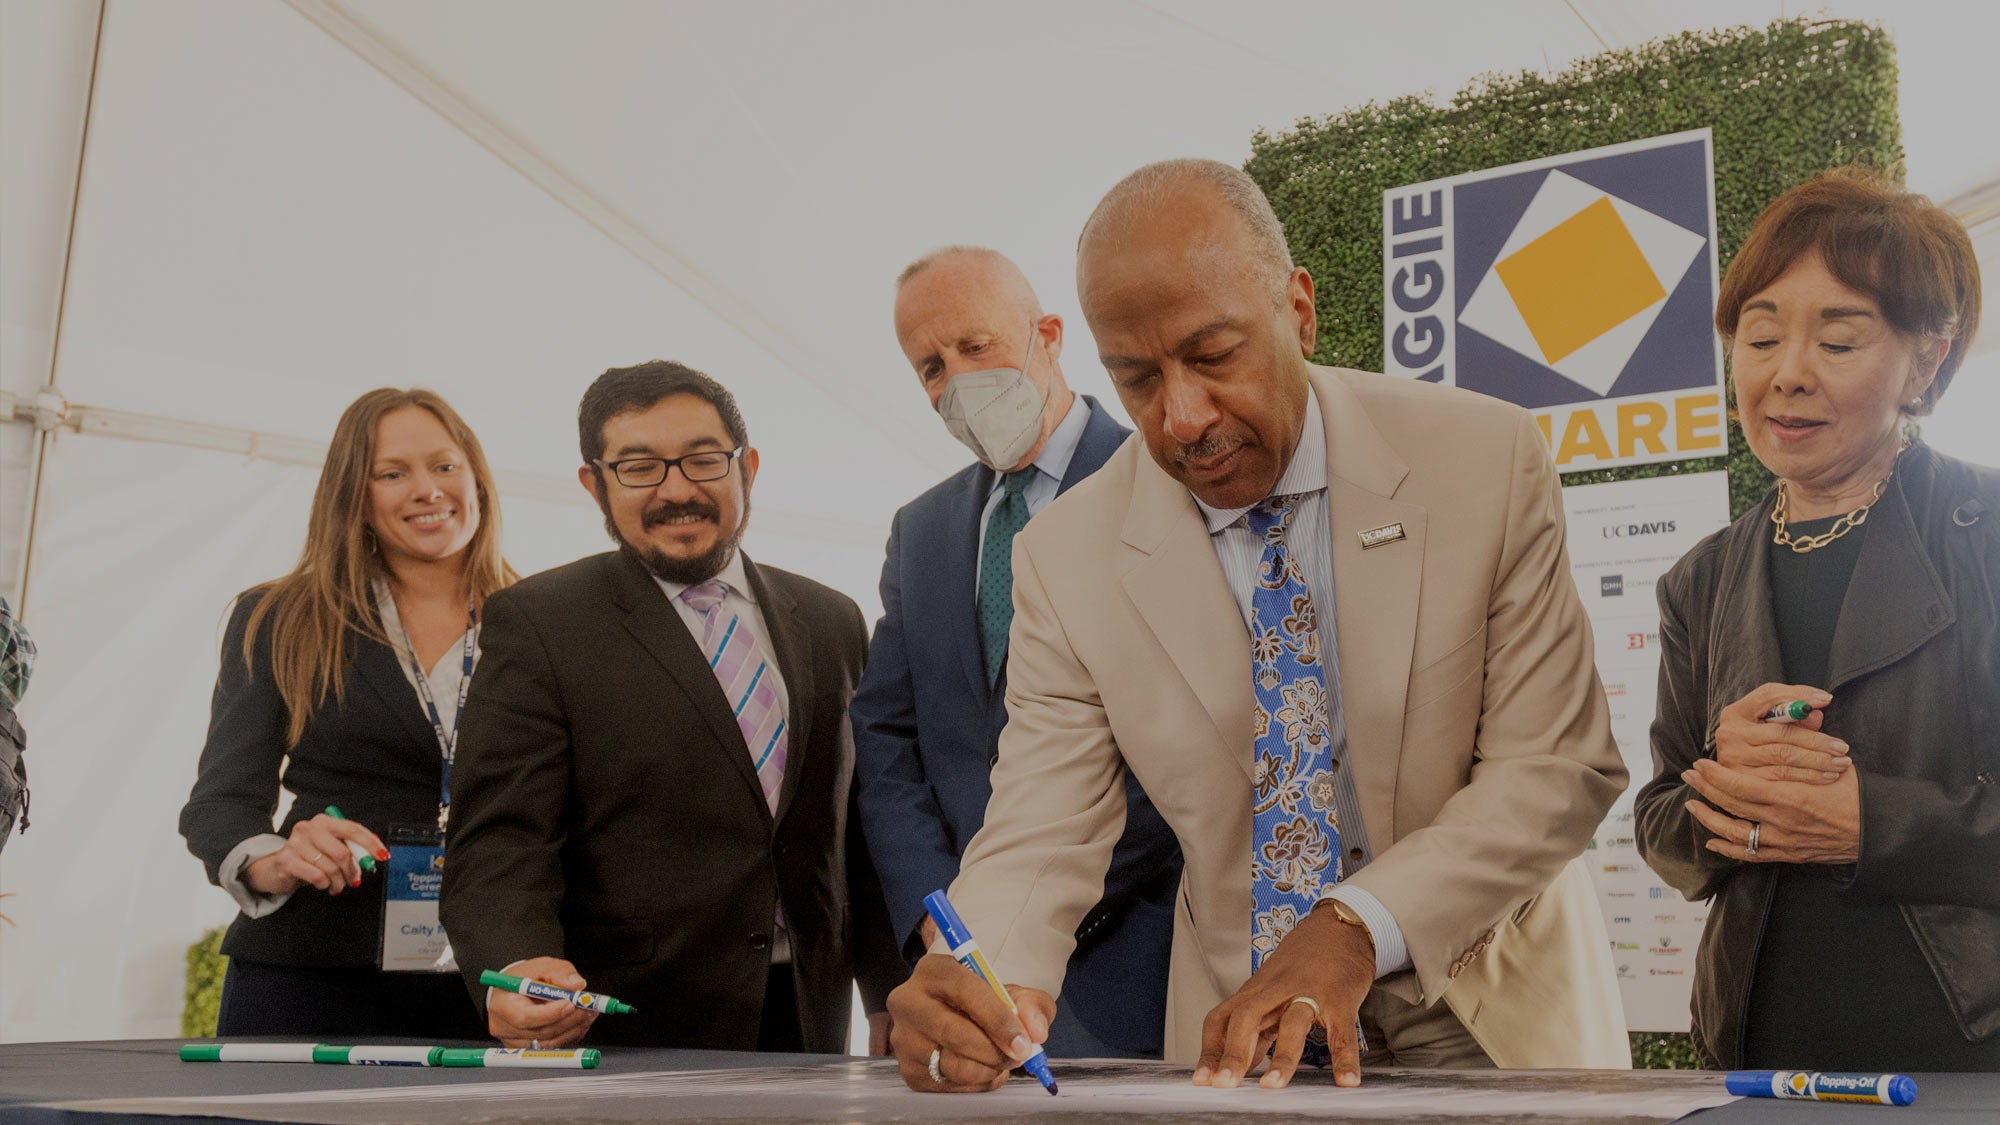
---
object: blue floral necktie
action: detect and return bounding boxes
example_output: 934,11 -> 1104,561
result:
1248,495 -> 1341,1062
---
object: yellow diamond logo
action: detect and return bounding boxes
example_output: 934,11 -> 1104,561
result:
1493,197 -> 1666,365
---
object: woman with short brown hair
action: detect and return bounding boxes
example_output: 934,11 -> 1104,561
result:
1635,167 -> 1996,1070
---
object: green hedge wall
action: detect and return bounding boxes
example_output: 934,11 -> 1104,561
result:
1246,16 -> 1902,1068
1246,16 -> 1902,520
183,927 -> 227,1037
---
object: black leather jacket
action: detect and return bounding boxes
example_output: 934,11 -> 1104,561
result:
1635,442 -> 2000,1068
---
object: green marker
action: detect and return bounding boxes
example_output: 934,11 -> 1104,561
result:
181,1044 -> 438,1065
438,1048 -> 602,1068
179,1044 -> 600,1068
323,806 -> 378,874
480,969 -> 635,1014
1761,700 -> 1813,723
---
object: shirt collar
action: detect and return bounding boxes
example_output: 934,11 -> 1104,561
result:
652,549 -> 757,606
988,393 -> 1088,495
1194,384 -> 1327,535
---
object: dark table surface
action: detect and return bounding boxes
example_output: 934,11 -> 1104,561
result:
1,1040 -> 1995,1124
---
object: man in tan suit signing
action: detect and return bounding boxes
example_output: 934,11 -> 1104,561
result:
887,158 -> 1628,1094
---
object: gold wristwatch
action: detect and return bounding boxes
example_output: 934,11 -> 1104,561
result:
1322,897 -> 1376,952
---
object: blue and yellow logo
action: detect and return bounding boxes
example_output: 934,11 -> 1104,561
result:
1383,130 -> 1726,470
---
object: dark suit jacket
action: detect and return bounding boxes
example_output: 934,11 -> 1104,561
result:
851,397 -> 1183,1052
180,592 -> 450,968
440,550 -> 902,1052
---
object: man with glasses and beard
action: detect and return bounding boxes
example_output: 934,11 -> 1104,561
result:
441,361 -> 903,1054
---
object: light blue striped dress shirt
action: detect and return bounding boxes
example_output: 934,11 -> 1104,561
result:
1191,385 -> 1413,980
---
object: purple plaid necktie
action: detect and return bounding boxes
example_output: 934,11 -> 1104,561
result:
681,580 -> 787,814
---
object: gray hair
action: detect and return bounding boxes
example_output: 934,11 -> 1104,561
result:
1078,158 -> 1293,297
896,244 -> 1011,292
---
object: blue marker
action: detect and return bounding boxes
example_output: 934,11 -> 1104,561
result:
1726,1070 -> 1917,1106
922,891 -> 1058,1096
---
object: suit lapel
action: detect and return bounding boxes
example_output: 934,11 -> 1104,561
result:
949,467 -> 995,705
1825,474 -> 1953,692
1059,397 -> 1132,499
1313,368 -> 1424,845
605,553 -> 769,820
1119,451 -> 1255,780
351,634 -> 438,751
745,557 -> 815,824
1712,498 -> 1787,723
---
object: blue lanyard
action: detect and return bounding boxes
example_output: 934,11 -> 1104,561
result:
383,587 -> 477,829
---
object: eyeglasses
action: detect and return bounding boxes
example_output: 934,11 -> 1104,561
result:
595,447 -> 743,488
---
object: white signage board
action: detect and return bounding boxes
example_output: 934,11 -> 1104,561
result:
1563,470 -> 1731,1031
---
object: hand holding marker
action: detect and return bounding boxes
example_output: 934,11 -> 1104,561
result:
923,890 -> 1059,1096
322,806 -> 378,875
481,969 -> 635,1014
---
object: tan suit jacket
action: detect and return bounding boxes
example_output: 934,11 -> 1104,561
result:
951,365 -> 1630,1068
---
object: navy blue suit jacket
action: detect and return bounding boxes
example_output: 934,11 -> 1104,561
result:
853,397 -> 1182,1053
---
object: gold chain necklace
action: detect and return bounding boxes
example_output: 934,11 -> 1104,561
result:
1770,472 -> 1893,554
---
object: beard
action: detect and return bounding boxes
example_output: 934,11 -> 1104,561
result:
599,493 -> 750,585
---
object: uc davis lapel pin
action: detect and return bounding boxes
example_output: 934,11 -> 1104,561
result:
1358,523 -> 1406,550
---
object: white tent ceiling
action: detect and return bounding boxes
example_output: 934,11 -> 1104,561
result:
1,0 -> 1995,1043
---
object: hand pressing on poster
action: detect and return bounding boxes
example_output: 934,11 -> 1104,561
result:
1193,903 -> 1374,1090
486,956 -> 599,1048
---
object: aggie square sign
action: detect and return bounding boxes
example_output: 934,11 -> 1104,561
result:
1382,130 -> 1726,471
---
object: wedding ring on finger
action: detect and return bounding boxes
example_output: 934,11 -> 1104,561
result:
1287,995 -> 1323,1022
927,1046 -> 945,1084
1746,821 -> 1761,859
530,1039 -> 541,1050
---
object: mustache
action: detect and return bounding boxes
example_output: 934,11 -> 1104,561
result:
642,499 -> 720,528
1171,433 -> 1243,467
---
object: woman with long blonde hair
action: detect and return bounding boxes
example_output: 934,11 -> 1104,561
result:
180,388 -> 517,1036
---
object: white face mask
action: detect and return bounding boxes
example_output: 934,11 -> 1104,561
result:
936,319 -> 1048,470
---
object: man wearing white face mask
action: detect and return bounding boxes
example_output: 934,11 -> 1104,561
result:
853,246 -> 1183,1059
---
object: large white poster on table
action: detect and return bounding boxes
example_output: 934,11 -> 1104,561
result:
1563,470 -> 1731,1031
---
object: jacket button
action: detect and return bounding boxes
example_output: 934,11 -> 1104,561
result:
1925,604 -> 1945,627
748,932 -> 771,950
1349,847 -> 1365,862
773,840 -> 789,858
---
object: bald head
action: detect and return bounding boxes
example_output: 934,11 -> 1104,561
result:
1077,158 -> 1293,303
1073,158 -> 1317,511
892,245 -> 1074,468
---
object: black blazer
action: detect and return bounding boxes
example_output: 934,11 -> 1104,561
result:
180,592 -> 450,968
1636,443 -> 2000,1064
439,550 -> 903,1052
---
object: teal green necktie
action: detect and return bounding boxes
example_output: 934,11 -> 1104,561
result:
977,470 -> 1037,687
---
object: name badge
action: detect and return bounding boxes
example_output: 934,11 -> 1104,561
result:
1359,522 -> 1406,549
380,825 -> 452,973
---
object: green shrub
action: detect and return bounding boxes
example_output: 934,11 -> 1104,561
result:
1246,15 -> 1901,517
182,927 -> 228,1038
